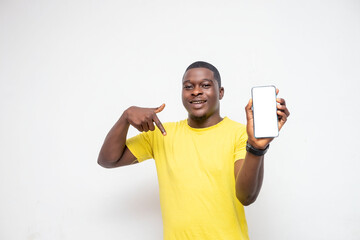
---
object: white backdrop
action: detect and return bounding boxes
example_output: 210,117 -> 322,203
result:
1,0 -> 359,239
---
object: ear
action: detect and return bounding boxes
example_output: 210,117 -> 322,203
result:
219,87 -> 224,100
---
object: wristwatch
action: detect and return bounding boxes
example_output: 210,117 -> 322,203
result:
246,141 -> 269,156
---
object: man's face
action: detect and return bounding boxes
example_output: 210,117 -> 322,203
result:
182,67 -> 224,121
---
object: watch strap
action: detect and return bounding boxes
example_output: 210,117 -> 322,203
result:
246,141 -> 269,156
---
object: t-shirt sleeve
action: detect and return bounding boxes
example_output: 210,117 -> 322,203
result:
234,125 -> 248,161
126,131 -> 154,163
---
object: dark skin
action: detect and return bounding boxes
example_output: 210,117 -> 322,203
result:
97,104 -> 165,168
236,95 -> 289,205
182,68 -> 224,128
97,67 -> 290,206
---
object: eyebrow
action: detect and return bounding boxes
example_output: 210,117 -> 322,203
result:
183,79 -> 214,84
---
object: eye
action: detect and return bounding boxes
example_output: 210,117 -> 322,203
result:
183,85 -> 193,89
202,84 -> 211,88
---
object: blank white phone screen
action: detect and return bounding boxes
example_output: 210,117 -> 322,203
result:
251,86 -> 279,138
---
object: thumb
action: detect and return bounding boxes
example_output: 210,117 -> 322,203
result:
245,99 -> 253,121
154,103 -> 166,113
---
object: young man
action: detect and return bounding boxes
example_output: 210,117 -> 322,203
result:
98,61 -> 290,240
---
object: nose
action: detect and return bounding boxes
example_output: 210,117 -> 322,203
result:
191,86 -> 203,96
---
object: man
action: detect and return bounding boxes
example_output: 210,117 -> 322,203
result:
98,61 -> 290,239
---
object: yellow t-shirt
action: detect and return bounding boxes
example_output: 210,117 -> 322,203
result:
126,117 -> 249,240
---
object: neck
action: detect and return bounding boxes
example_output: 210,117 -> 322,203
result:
187,114 -> 223,128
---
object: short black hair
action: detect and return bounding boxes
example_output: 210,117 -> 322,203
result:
184,61 -> 221,88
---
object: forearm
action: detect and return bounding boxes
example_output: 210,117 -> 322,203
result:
235,152 -> 264,206
98,113 -> 130,167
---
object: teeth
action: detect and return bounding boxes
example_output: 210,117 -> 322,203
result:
192,100 -> 205,103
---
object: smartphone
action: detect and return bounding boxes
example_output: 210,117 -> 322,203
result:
251,85 -> 279,138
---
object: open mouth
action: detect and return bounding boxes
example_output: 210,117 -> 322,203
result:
190,100 -> 207,104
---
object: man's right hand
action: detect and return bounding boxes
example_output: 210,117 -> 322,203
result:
124,103 -> 167,136
98,103 -> 166,168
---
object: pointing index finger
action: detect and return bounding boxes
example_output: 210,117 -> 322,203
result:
153,114 -> 166,136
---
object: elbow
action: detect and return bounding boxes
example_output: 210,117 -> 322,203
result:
97,154 -> 118,169
236,193 -> 257,206
97,159 -> 108,168
240,199 -> 256,206
98,159 -> 116,168
97,157 -> 109,168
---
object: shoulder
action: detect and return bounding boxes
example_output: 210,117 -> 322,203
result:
224,118 -> 248,146
163,119 -> 187,129
223,117 -> 246,132
150,120 -> 187,138
162,121 -> 179,129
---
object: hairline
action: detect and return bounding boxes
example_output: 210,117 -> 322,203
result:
182,67 -> 221,88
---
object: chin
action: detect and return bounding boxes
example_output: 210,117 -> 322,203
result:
189,113 -> 208,121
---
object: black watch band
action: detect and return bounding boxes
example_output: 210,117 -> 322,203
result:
246,141 -> 269,156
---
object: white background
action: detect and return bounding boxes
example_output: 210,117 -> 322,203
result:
1,0 -> 359,239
